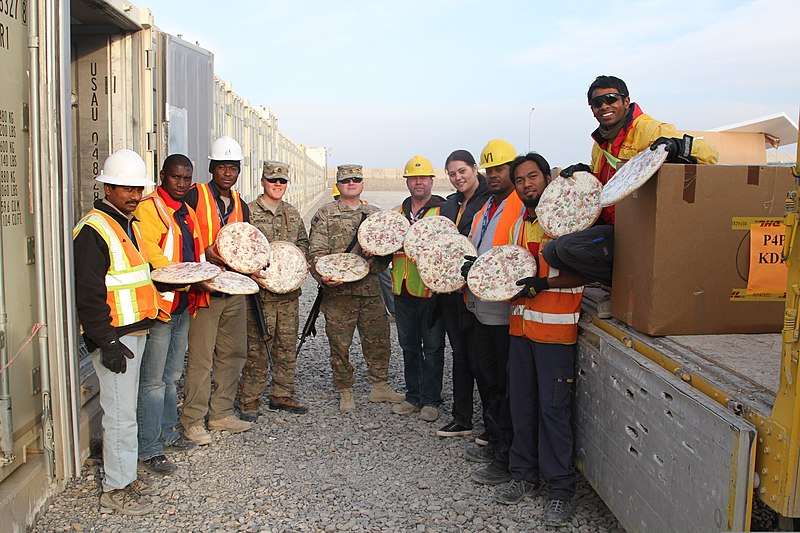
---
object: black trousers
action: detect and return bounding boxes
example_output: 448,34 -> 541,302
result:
466,320 -> 512,469
542,225 -> 614,285
507,335 -> 576,500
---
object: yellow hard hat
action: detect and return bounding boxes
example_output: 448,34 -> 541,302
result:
332,183 -> 340,197
403,155 -> 435,178
479,139 -> 517,169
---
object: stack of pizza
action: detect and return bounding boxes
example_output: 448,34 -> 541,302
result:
536,171 -> 603,238
416,234 -> 477,294
259,241 -> 308,294
216,222 -> 271,274
467,244 -> 538,302
315,253 -> 370,283
358,210 -> 410,255
403,215 -> 459,262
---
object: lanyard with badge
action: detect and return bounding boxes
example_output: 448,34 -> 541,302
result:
475,196 -> 496,249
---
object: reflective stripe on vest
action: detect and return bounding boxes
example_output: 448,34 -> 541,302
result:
391,206 -> 439,297
194,183 -> 244,245
74,210 -> 159,327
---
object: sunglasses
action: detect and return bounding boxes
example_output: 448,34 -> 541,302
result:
589,93 -> 624,109
338,177 -> 363,184
264,177 -> 288,184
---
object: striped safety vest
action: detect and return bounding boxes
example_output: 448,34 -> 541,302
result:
192,182 -> 244,246
470,190 -> 524,248
391,205 -> 440,298
73,209 -> 160,327
508,216 -> 583,344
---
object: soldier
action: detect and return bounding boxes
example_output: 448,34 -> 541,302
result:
308,164 -> 404,413
237,161 -> 310,421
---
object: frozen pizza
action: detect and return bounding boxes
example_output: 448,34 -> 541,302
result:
215,222 -> 271,274
600,143 -> 669,207
467,244 -> 538,302
358,210 -> 410,256
259,241 -> 308,294
150,261 -> 222,284
403,215 -> 459,263
202,271 -> 260,295
315,253 -> 370,283
535,171 -> 602,238
415,234 -> 478,294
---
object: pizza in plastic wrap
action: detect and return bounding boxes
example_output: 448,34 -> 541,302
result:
416,234 -> 477,294
315,253 -> 370,283
150,261 -> 222,284
259,241 -> 308,294
600,144 -> 668,207
467,244 -> 538,302
358,210 -> 410,256
536,171 -> 602,238
215,222 -> 271,274
202,271 -> 260,295
403,215 -> 459,263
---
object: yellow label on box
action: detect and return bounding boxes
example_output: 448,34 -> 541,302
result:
730,288 -> 785,301
731,217 -> 784,230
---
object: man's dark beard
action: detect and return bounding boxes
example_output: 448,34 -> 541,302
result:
522,196 -> 540,208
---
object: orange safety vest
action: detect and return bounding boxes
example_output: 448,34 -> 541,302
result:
470,191 -> 524,248
391,205 -> 439,298
508,216 -> 583,344
73,210 -> 161,327
192,182 -> 244,246
139,192 -> 210,315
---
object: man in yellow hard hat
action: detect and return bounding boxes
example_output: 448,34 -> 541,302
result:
390,156 -> 446,423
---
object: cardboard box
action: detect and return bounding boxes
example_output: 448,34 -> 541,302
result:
611,164 -> 794,335
681,130 -> 768,165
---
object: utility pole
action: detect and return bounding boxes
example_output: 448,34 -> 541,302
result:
528,106 -> 535,152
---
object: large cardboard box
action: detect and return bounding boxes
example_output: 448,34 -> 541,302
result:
611,164 -> 794,335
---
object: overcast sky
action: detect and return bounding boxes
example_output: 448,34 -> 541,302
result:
147,0 -> 799,169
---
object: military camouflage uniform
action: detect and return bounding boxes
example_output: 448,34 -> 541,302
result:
308,197 -> 392,391
236,164 -> 309,412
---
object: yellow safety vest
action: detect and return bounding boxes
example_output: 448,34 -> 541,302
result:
391,206 -> 440,298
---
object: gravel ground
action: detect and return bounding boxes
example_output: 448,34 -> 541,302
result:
32,192 -> 626,532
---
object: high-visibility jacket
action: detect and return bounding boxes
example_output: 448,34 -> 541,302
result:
192,182 -> 245,246
590,103 -> 719,225
508,215 -> 583,344
391,205 -> 440,298
470,191 -> 524,248
136,188 -> 209,316
73,209 -> 160,328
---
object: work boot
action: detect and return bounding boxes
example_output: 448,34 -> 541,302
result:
239,401 -> 260,422
100,484 -> 154,515
471,463 -> 511,485
269,396 -> 309,415
163,434 -> 198,453
208,415 -> 253,434
419,405 -> 439,422
184,425 -> 212,446
339,388 -> 355,413
494,478 -> 539,505
138,455 -> 177,476
391,400 -> 420,415
368,381 -> 404,403
544,499 -> 572,527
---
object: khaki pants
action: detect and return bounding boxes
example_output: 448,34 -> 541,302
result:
181,294 -> 247,428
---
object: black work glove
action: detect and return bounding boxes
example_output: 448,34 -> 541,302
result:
650,135 -> 697,164
101,339 -> 135,374
512,276 -> 550,300
461,255 -> 477,280
560,163 -> 592,178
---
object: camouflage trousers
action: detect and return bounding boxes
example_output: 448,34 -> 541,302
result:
322,293 -> 391,390
236,294 -> 300,410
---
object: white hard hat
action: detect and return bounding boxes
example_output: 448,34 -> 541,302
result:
95,149 -> 154,186
209,136 -> 244,162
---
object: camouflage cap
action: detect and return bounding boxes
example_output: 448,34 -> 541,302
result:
336,164 -> 363,181
263,160 -> 290,180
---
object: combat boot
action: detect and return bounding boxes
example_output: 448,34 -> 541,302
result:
368,381 -> 404,403
339,388 -> 355,413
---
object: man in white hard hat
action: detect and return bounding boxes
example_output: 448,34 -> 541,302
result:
180,136 -> 254,444
73,149 -> 162,515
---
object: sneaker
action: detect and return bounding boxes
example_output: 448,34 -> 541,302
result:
269,396 -> 309,415
163,434 -> 198,453
139,455 -> 177,476
185,425 -> 212,446
494,478 -> 539,505
239,411 -> 259,423
368,382 -> 405,403
391,401 -> 420,415
544,499 -> 572,527
129,476 -> 160,496
464,442 -> 494,463
419,405 -> 439,422
100,485 -> 153,515
471,463 -> 511,485
339,388 -> 355,413
475,430 -> 490,446
208,415 -> 253,434
437,421 -> 473,437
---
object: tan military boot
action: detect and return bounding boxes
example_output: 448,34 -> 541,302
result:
339,388 -> 355,413
368,381 -> 404,403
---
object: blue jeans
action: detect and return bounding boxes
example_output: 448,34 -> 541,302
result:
137,311 -> 190,460
92,334 -> 146,491
394,294 -> 445,406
